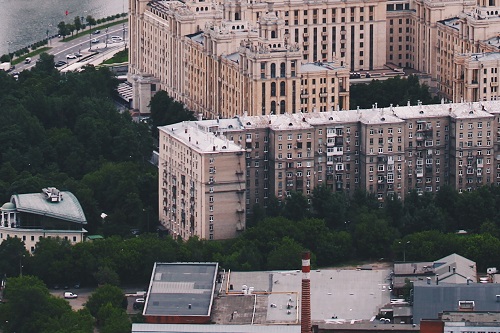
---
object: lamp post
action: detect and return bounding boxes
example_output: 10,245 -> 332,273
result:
7,41 -> 12,58
19,254 -> 25,277
399,240 -> 410,262
105,27 -> 108,48
89,30 -> 92,51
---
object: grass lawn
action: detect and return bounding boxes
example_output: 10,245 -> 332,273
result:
102,49 -> 128,65
62,19 -> 128,43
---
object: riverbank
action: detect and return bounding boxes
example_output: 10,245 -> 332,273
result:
2,14 -> 127,63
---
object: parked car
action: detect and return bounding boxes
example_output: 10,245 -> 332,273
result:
64,292 -> 78,299
24,57 -> 31,64
66,54 -> 77,59
74,52 -> 82,58
110,36 -> 123,41
93,30 -> 101,34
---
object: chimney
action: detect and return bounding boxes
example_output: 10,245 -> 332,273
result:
301,251 -> 312,333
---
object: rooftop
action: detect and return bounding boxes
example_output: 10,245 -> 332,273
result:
212,265 -> 392,325
159,122 -> 244,154
413,282 -> 500,323
144,262 -> 218,317
9,190 -> 87,224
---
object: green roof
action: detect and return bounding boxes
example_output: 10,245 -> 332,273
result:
86,235 -> 104,240
11,191 -> 87,224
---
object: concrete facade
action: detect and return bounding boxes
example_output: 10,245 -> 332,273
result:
159,100 -> 500,239
129,0 -> 500,115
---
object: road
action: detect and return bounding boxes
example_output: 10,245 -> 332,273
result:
50,286 -> 146,314
13,23 -> 128,73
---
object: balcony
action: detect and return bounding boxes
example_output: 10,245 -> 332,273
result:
415,168 -> 424,177
327,147 -> 344,156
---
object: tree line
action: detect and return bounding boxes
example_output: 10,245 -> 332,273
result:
0,276 -> 131,333
0,53 -> 157,237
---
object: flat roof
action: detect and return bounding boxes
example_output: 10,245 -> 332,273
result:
213,266 -> 392,324
144,262 -> 218,317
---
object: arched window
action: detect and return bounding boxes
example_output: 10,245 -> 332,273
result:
280,62 -> 286,77
271,101 -> 276,114
271,82 -> 276,96
280,101 -> 286,114
280,81 -> 285,96
270,63 -> 276,78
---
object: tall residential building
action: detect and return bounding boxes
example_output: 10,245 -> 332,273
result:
158,100 -> 500,240
129,0 -> 500,116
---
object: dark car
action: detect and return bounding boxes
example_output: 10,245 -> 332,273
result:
93,30 -> 101,34
54,61 -> 67,68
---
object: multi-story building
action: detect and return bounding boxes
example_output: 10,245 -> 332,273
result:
0,187 -> 87,252
129,0 -> 500,115
158,100 -> 500,240
159,121 -> 246,240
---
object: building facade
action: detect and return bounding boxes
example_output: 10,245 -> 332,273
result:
0,187 -> 87,252
129,0 -> 500,115
159,100 -> 500,240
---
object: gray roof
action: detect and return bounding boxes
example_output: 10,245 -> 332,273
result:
144,262 -> 218,317
10,191 -> 87,224
132,323 -> 300,333
413,282 -> 500,323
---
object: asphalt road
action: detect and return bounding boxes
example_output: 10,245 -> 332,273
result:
50,286 -> 145,314
13,23 -> 128,73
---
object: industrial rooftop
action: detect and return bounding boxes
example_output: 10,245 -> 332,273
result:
144,262 -> 218,317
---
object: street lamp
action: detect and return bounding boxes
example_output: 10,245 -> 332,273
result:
7,41 -> 12,57
105,27 -> 109,48
399,240 -> 410,262
19,254 -> 25,277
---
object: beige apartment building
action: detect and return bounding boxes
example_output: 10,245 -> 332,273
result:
158,100 -> 500,240
128,0 -> 500,113
159,121 -> 246,240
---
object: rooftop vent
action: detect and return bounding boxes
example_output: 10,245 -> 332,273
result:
458,300 -> 475,311
42,187 -> 63,203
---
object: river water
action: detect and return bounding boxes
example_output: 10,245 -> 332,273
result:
0,0 -> 126,56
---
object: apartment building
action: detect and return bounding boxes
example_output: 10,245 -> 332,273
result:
128,0 -> 500,114
158,121 -> 246,240
158,100 -> 500,239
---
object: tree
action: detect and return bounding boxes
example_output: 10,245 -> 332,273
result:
0,54 -> 11,62
0,276 -> 79,333
149,90 -> 196,137
57,21 -> 69,37
98,303 -> 131,333
94,266 -> 120,286
85,284 -> 127,318
283,191 -> 309,221
266,236 -> 306,270
67,23 -> 76,36
0,237 -> 30,278
74,16 -> 82,32
86,15 -> 97,31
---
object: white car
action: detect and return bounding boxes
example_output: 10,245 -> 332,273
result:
91,38 -> 99,44
64,292 -> 78,299
110,36 -> 123,41
66,54 -> 77,59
